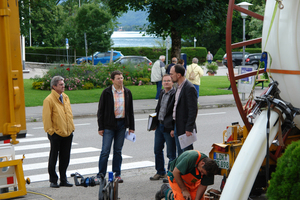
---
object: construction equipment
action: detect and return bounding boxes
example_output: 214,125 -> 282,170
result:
208,0 -> 300,199
0,0 -> 28,198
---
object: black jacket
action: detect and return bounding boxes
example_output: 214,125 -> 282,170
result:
155,88 -> 176,133
97,85 -> 135,131
173,80 -> 198,136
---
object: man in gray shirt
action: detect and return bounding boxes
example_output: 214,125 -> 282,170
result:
150,74 -> 176,181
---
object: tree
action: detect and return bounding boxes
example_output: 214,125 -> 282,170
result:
105,0 -> 228,58
74,3 -> 116,64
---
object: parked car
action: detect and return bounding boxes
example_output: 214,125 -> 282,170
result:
245,53 -> 262,69
76,51 -> 123,65
222,52 -> 249,68
114,56 -> 152,65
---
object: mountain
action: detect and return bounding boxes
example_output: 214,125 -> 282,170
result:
117,10 -> 148,26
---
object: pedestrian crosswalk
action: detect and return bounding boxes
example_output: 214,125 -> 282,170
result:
13,133 -> 155,183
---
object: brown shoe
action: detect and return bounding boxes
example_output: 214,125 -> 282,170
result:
150,173 -> 167,180
116,176 -> 123,183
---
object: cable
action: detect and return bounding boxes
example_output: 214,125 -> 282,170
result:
266,98 -> 271,187
27,190 -> 55,200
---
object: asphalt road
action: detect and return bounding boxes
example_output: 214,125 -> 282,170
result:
10,106 -> 269,200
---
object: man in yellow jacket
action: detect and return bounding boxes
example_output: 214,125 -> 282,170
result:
43,75 -> 75,188
185,58 -> 204,100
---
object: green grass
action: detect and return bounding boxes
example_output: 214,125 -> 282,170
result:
24,76 -> 232,107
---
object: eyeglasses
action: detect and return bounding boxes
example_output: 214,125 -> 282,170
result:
163,80 -> 171,82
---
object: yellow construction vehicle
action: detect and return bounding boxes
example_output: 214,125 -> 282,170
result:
0,0 -> 28,198
208,1 -> 300,199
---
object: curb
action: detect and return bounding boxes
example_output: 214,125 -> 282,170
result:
25,103 -> 240,123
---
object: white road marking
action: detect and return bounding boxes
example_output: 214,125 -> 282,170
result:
23,155 -> 132,171
27,161 -> 155,183
16,147 -> 100,160
14,143 -> 78,151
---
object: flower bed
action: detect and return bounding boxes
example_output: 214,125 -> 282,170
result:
31,63 -> 152,90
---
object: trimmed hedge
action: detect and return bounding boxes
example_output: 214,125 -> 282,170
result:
267,140 -> 300,200
214,48 -> 225,61
25,46 -> 207,65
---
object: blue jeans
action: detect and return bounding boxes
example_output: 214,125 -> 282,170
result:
154,123 -> 176,175
208,60 -> 212,64
155,81 -> 162,100
98,119 -> 126,177
193,84 -> 199,98
173,124 -> 193,156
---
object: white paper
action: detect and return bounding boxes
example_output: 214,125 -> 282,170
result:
125,131 -> 136,142
178,129 -> 197,149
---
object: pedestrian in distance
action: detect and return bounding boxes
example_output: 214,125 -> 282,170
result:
97,70 -> 135,183
185,58 -> 204,99
42,75 -> 75,188
207,51 -> 213,64
169,64 -> 198,156
151,55 -> 166,100
155,150 -> 219,200
150,74 -> 177,181
166,57 -> 178,74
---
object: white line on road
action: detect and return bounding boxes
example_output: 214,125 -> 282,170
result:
23,154 -> 132,171
32,123 -> 91,130
15,143 -> 77,151
135,112 -> 226,121
16,147 -> 100,160
27,161 -> 155,183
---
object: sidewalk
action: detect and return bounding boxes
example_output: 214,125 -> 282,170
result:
25,89 -> 266,122
23,64 -> 266,122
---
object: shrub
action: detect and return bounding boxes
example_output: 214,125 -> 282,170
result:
267,140 -> 300,200
31,62 -> 152,90
214,48 -> 226,61
82,82 -> 94,90
206,62 -> 219,74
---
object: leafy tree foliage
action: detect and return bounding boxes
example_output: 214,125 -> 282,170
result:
74,3 -> 116,63
104,0 -> 228,58
267,140 -> 300,200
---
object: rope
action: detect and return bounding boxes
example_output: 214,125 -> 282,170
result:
27,190 -> 55,200
9,190 -> 55,200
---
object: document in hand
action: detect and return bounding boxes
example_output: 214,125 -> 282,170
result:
178,129 -> 197,149
125,130 -> 136,142
147,113 -> 158,131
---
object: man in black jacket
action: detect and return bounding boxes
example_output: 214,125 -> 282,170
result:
169,64 -> 198,156
97,70 -> 135,183
150,74 -> 176,181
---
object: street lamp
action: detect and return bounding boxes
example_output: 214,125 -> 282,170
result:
194,37 -> 197,48
237,2 -> 252,66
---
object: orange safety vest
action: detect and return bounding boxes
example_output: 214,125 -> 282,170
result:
168,151 -> 204,200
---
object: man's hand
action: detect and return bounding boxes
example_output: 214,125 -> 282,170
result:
98,130 -> 104,136
185,131 -> 192,136
170,130 -> 174,138
128,130 -> 134,135
182,190 -> 192,200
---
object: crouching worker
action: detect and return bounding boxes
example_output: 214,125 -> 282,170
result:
155,150 -> 219,200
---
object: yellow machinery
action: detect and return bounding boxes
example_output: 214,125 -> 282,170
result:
0,0 -> 28,198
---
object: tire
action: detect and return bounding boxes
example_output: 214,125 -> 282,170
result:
253,64 -> 258,69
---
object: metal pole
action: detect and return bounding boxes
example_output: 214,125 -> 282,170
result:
84,33 -> 88,63
242,17 -> 246,66
29,0 -> 31,46
166,37 -> 169,65
242,17 -> 246,101
194,37 -> 196,48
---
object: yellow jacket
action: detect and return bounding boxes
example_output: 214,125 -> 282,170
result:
42,89 -> 75,137
185,63 -> 204,85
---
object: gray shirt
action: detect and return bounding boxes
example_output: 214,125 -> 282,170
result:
158,88 -> 175,121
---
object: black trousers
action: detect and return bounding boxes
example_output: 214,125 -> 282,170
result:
47,132 -> 73,183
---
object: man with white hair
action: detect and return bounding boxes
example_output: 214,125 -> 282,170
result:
151,55 -> 166,100
185,57 -> 204,100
